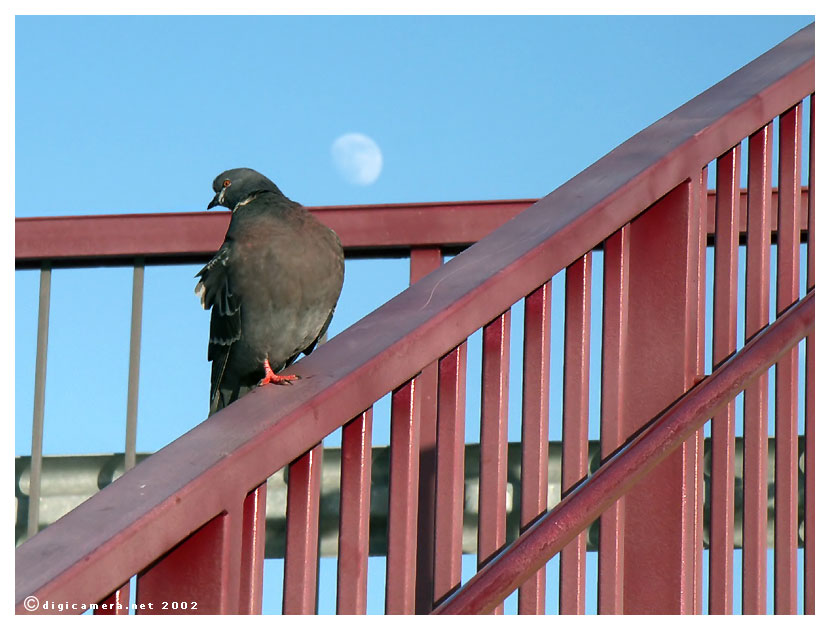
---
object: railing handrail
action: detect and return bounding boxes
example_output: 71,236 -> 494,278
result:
15,23 -> 814,611
14,190 -> 810,269
13,199 -> 536,268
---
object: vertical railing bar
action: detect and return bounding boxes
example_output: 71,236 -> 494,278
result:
518,280 -> 552,614
692,165 -> 709,615
414,361 -> 438,613
409,247 -> 442,614
409,247 -> 443,284
803,93 -> 815,616
27,261 -> 51,539
477,310 -> 511,615
774,102 -> 801,615
239,483 -> 267,614
94,583 -> 132,615
620,180 -> 700,614
135,508 -> 237,613
709,145 -> 741,614
282,443 -> 324,615
696,165 -> 709,382
125,256 -> 144,472
685,169 -> 708,615
742,123 -> 773,614
805,96 -> 815,293
598,226 -> 629,614
433,342 -> 468,606
386,376 -> 421,614
336,408 -> 374,615
559,252 -> 592,615
225,499 -> 246,613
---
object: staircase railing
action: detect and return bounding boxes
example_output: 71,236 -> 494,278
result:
15,23 -> 814,614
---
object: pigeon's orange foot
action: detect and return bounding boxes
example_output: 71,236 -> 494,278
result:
259,359 -> 300,387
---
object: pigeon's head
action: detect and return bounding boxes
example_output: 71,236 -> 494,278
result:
207,168 -> 282,210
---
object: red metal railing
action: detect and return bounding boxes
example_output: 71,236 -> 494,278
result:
15,23 -> 814,614
433,291 -> 814,614
14,189 -> 809,268
14,199 -> 536,268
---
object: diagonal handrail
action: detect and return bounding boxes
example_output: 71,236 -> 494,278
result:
15,23 -> 814,612
432,291 -> 814,614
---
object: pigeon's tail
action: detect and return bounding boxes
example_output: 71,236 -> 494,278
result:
209,382 -> 259,416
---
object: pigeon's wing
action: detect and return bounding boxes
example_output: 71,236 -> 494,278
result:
300,305 -> 336,356
195,242 -> 242,408
299,223 -> 344,358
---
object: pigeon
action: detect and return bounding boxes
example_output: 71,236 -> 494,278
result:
195,167 -> 345,414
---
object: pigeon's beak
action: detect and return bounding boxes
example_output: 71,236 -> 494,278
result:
207,188 -> 225,210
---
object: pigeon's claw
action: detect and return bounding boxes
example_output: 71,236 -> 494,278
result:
259,359 -> 300,387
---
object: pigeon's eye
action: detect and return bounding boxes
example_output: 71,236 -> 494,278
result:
222,179 -> 231,188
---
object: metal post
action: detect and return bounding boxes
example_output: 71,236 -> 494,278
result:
27,262 -> 51,538
125,257 -> 144,471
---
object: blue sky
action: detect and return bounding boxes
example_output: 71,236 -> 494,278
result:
14,14 -> 814,614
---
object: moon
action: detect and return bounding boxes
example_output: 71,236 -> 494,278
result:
331,133 -> 383,186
